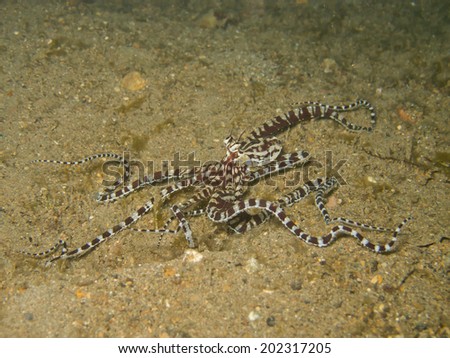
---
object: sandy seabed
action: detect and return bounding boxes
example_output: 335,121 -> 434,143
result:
1,0 -> 448,337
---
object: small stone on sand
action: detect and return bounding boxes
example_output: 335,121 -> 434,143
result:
121,71 -> 147,91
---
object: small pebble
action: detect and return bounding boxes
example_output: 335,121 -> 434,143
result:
163,266 -> 177,277
244,257 -> 261,273
371,274 -> 383,285
325,195 -> 341,210
290,280 -> 303,290
24,312 -> 34,321
322,58 -> 337,73
266,316 -> 276,327
183,249 -> 203,263
248,310 -> 261,322
121,71 -> 147,91
197,10 -> 226,29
